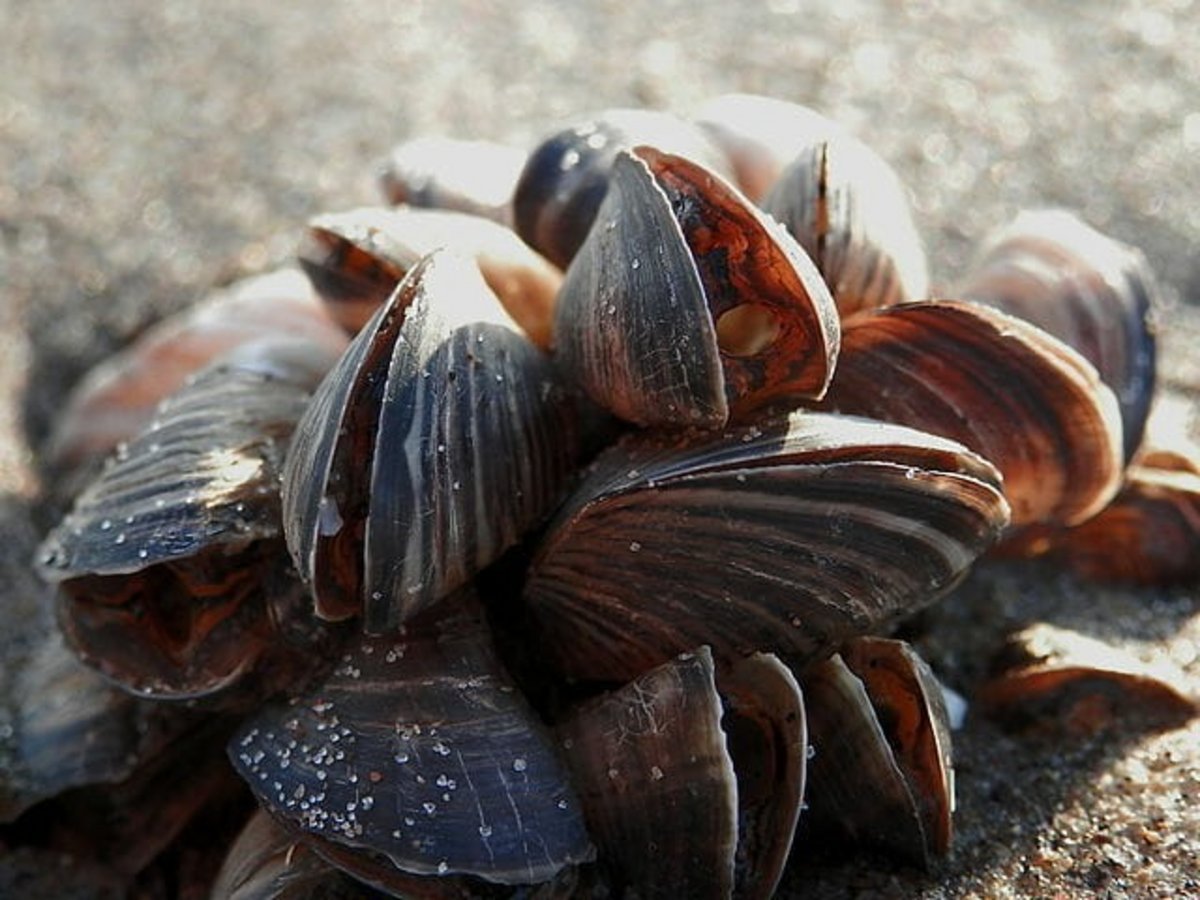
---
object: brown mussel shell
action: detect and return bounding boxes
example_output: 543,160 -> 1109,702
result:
1004,447 -> 1200,584
523,410 -> 1009,683
378,137 -> 527,227
512,108 -> 732,269
298,206 -> 562,349
228,592 -> 594,888
959,210 -> 1159,461
802,639 -> 954,869
36,338 -> 344,702
554,146 -> 840,429
282,249 -> 582,633
44,268 -> 348,476
694,93 -> 843,203
978,624 -> 1197,736
822,300 -> 1125,528
556,646 -> 806,900
760,132 -> 930,317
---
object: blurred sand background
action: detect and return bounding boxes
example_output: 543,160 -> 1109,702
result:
2,1 -> 1198,896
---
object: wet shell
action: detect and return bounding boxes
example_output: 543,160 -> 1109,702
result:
228,594 -> 594,888
378,136 -> 526,227
36,338 -> 343,701
556,646 -> 806,900
760,132 -> 930,316
694,93 -> 843,203
802,639 -> 953,868
554,146 -> 840,429
512,108 -> 732,269
959,209 -> 1158,460
823,300 -> 1125,528
298,206 -> 562,349
282,249 -> 581,633
45,268 -> 347,475
523,411 -> 1009,683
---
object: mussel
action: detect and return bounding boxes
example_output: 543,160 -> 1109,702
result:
523,410 -> 1010,683
378,136 -> 527,227
512,108 -> 732,269
694,93 -> 843,203
760,132 -> 930,316
44,268 -> 347,476
979,624 -> 1197,735
36,337 -> 346,703
557,647 -> 806,899
821,300 -> 1124,528
298,206 -> 562,348
553,146 -> 840,429
229,592 -> 594,891
282,249 -> 582,633
802,637 -> 954,868
959,209 -> 1159,460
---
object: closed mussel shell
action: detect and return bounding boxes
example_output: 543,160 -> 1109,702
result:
512,108 -> 731,269
802,640 -> 953,868
959,210 -> 1158,460
694,93 -> 843,203
45,268 -> 348,477
523,411 -> 1009,684
556,646 -> 806,900
823,300 -> 1124,528
554,146 -> 840,429
228,592 -> 594,889
282,248 -> 581,633
378,136 -> 527,227
841,637 -> 954,860
761,133 -> 930,317
36,337 -> 343,701
298,206 -> 562,349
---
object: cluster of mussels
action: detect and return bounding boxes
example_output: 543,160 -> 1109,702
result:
12,94 -> 1200,898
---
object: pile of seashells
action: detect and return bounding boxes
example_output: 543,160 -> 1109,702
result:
9,94 -> 1199,898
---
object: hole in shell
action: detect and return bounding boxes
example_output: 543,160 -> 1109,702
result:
716,304 -> 780,356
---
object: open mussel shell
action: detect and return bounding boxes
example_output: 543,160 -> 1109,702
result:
959,210 -> 1158,461
298,206 -> 562,349
978,624 -> 1197,735
556,646 -> 806,900
45,268 -> 348,477
760,132 -> 929,317
523,410 -> 1010,684
512,108 -> 732,269
802,638 -> 953,868
35,337 -> 344,702
378,137 -> 527,227
283,248 -> 581,633
228,592 -> 594,890
694,93 -> 843,203
554,146 -> 840,429
822,300 -> 1124,528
